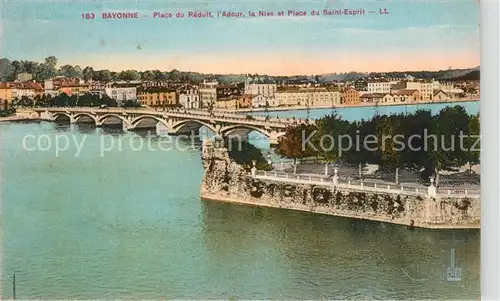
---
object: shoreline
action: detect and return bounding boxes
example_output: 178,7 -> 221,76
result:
200,191 -> 480,230
0,116 -> 36,123
215,98 -> 479,113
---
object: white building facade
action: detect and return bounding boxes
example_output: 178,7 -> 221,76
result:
179,88 -> 200,109
244,81 -> 277,98
12,88 -> 36,99
405,82 -> 433,100
104,87 -> 137,104
367,81 -> 393,93
251,94 -> 269,108
275,89 -> 342,107
199,80 -> 218,108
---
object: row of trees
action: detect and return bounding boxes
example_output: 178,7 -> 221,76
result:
275,106 -> 480,181
12,93 -> 141,108
0,57 -> 202,83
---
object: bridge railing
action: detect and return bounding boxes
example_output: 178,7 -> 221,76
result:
37,107 -> 310,122
39,107 -> 296,127
254,170 -> 479,199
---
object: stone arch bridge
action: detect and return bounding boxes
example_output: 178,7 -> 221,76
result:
32,107 -> 312,144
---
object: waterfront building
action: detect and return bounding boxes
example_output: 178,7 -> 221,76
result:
88,80 -> 106,98
275,88 -> 342,107
0,83 -> 13,102
178,85 -> 200,109
199,79 -> 218,108
433,90 -> 449,101
360,93 -> 385,103
244,77 -> 277,98
137,87 -> 177,107
44,77 -> 83,97
251,94 -> 269,108
442,87 -> 465,98
105,82 -> 139,106
382,93 -> 396,103
58,83 -> 90,96
214,94 -> 252,110
367,80 -> 397,93
393,89 -> 421,102
216,84 -> 242,100
11,82 -> 44,99
391,81 -> 433,100
343,88 -> 360,104
405,81 -> 433,100
433,80 -> 455,92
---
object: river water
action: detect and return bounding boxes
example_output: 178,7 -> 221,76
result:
1,102 -> 480,299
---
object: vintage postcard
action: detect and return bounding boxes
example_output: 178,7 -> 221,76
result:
0,0 -> 480,299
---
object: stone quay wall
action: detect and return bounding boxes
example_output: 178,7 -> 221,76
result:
200,141 -> 480,229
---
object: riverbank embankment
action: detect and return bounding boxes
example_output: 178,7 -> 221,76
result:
214,98 -> 479,114
200,140 -> 480,229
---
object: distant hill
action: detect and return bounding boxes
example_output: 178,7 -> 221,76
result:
444,70 -> 480,81
206,67 -> 480,84
364,67 -> 479,81
0,56 -> 479,83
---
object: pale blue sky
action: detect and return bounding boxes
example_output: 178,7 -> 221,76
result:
1,0 -> 480,75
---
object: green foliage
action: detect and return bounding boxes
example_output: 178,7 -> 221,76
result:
275,124 -> 318,172
275,106 -> 479,180
228,141 -> 272,171
313,113 -> 349,163
122,99 -> 141,108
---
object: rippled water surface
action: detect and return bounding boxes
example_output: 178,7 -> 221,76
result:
1,102 -> 480,299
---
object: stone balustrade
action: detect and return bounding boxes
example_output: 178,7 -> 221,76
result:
251,169 -> 479,199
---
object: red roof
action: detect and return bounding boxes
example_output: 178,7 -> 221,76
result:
1,82 -> 43,90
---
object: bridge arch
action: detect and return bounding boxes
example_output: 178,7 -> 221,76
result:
171,119 -> 217,135
220,124 -> 273,139
53,112 -> 72,123
73,113 -> 97,124
130,115 -> 170,129
97,114 -> 128,127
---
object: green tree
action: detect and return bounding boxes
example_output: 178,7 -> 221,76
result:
58,64 -> 82,78
122,99 -> 141,108
54,93 -> 71,107
432,106 -> 470,181
464,113 -> 480,169
341,119 -> 378,169
398,110 -> 436,179
82,66 -> 95,81
101,95 -> 118,107
0,58 -> 14,81
33,56 -> 58,80
275,124 -> 318,174
45,56 -> 58,69
375,114 -> 404,170
314,114 -> 350,176
94,69 -> 113,82
118,70 -> 140,81
228,141 -> 272,171
152,70 -> 165,81
140,70 -> 154,81
11,61 -> 25,79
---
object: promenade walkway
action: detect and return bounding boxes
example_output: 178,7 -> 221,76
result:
253,170 -> 480,199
